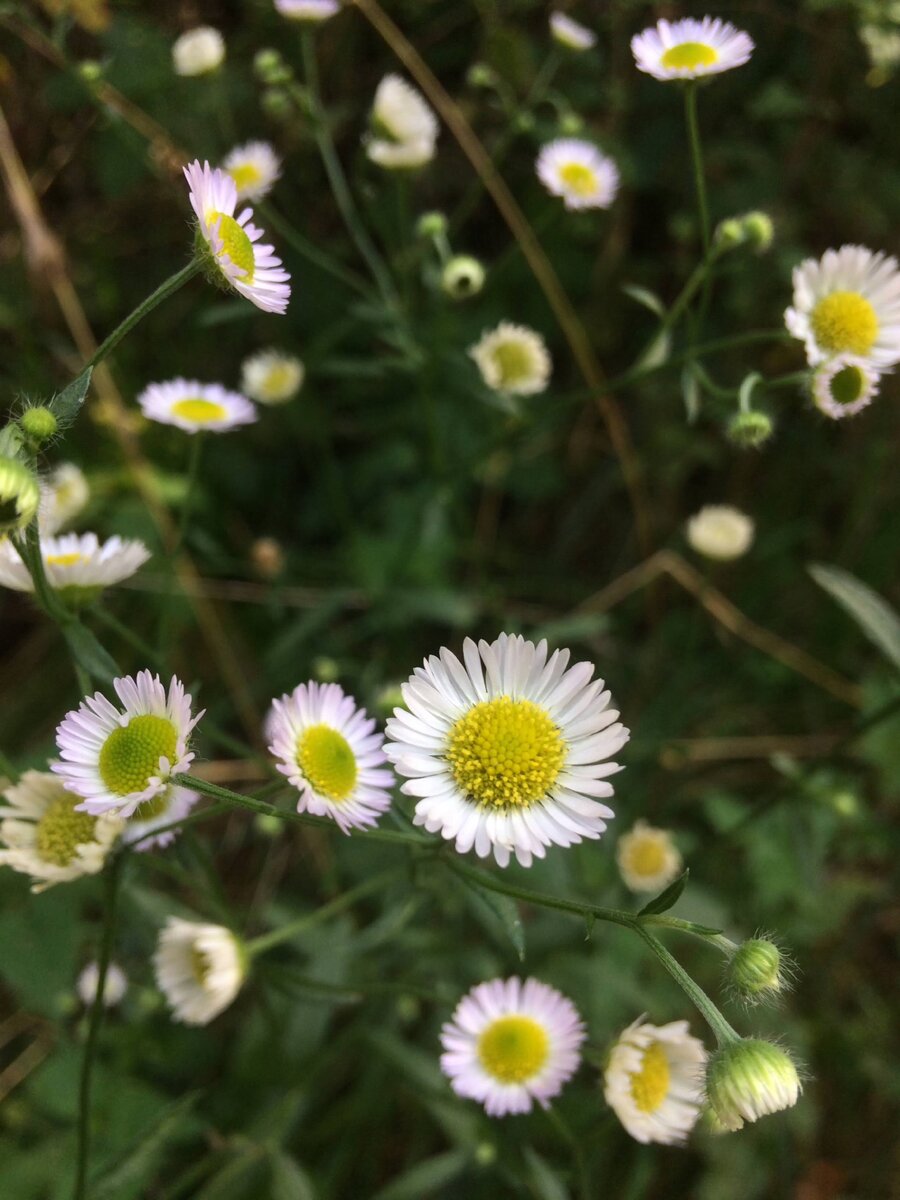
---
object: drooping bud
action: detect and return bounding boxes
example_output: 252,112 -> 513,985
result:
740,211 -> 774,253
416,211 -> 448,240
706,1039 -> 802,1132
441,255 -> 486,300
727,938 -> 790,1004
0,456 -> 41,534
727,410 -> 773,449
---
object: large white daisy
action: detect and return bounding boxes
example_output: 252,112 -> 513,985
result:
384,634 -> 629,868
603,1018 -> 707,1145
440,976 -> 585,1117
123,784 -> 199,853
631,18 -> 754,81
0,532 -> 150,602
549,13 -> 596,52
785,245 -> 900,368
54,671 -> 203,819
366,75 -> 439,170
536,139 -> 619,211
469,323 -> 552,396
154,918 -> 245,1025
137,379 -> 257,434
185,159 -> 291,315
222,141 -> 281,203
267,681 -> 394,833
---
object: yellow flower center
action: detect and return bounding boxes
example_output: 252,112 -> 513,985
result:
446,697 -> 565,810
478,1015 -> 550,1084
262,364 -> 297,398
190,945 -> 212,985
228,163 -> 263,192
35,794 -> 98,866
98,714 -> 178,797
810,291 -> 878,356
829,364 -> 867,406
630,1041 -> 671,1113
296,724 -> 358,801
623,836 -> 667,878
558,162 -> 598,197
660,42 -> 719,70
170,398 -> 228,424
492,340 -> 537,389
45,552 -> 84,568
208,211 -> 255,279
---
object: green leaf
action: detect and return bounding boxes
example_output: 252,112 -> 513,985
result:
456,873 -> 525,961
633,327 -> 671,372
368,1150 -> 470,1200
268,1150 -> 317,1200
681,365 -> 701,423
809,563 -> 900,673
621,283 -> 667,318
93,1092 -> 201,1200
522,1147 -> 570,1200
638,869 -> 689,917
63,621 -> 121,684
50,368 -> 92,425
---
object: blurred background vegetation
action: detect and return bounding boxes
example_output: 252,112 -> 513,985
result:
1,0 -> 898,1196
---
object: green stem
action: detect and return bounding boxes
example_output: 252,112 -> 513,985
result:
85,260 -> 202,371
128,799 -> 231,850
634,925 -> 739,1047
257,201 -> 370,296
157,433 -> 204,658
684,82 -> 711,261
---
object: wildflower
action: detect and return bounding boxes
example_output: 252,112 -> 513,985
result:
154,918 -> 245,1025
469,323 -> 552,396
274,0 -> 340,19
536,139 -> 619,211
603,1018 -> 707,1144
441,977 -> 585,1116
0,533 -> 150,603
137,379 -> 258,434
685,505 -> 754,561
550,13 -> 596,52
123,785 -> 199,853
0,456 -> 40,535
185,159 -> 291,315
812,354 -> 880,419
785,245 -> 900,368
616,820 -> 682,894
384,634 -> 629,868
0,771 -> 122,893
77,961 -> 128,1008
267,682 -> 393,833
241,350 -> 304,405
222,141 -> 281,203
54,670 -> 203,819
366,75 -> 439,169
631,18 -> 754,81
727,937 -> 792,1005
706,1039 -> 802,1131
442,256 -> 486,300
38,463 -> 89,534
172,27 -> 224,77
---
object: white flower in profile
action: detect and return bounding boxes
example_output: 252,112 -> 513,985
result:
222,141 -> 281,203
138,379 -> 257,434
0,771 -> 122,893
536,139 -> 619,211
123,785 -> 199,853
0,532 -> 150,603
812,354 -> 881,420
267,682 -> 394,833
275,0 -> 340,19
241,350 -> 305,405
616,820 -> 683,894
185,160 -> 291,315
77,961 -> 128,1008
440,977 -> 585,1116
384,633 -> 629,868
706,1039 -> 802,1131
154,918 -> 245,1025
550,12 -> 596,52
685,505 -> 754,561
366,75 -> 439,169
469,323 -> 552,396
631,18 -> 754,81
172,27 -> 225,77
604,1018 -> 707,1144
38,463 -> 89,534
54,671 -> 203,819
785,245 -> 900,369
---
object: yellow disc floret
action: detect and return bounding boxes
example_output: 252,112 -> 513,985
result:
810,291 -> 878,356
170,398 -> 228,424
228,164 -> 263,193
296,724 -> 358,801
208,211 -> 255,279
661,42 -> 718,70
99,714 -> 178,797
35,794 -> 99,866
559,162 -> 598,197
45,552 -> 84,568
630,1041 -> 671,1113
478,1015 -> 550,1084
446,696 -> 565,810
623,836 -> 667,879
492,341 -> 539,390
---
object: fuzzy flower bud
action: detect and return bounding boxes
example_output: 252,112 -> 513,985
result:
715,217 -> 744,250
466,63 -> 497,89
706,1039 -> 802,1131
728,410 -> 773,449
728,938 -> 789,1004
0,456 -> 41,534
740,211 -> 774,253
19,406 -> 58,446
442,255 -> 486,300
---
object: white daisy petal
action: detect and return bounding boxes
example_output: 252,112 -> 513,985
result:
631,17 -> 754,81
365,74 -> 439,169
138,378 -> 257,434
536,139 -> 619,211
154,918 -> 244,1025
604,1017 -> 707,1144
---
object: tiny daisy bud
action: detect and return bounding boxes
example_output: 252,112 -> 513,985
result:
172,27 -> 225,78
261,88 -> 293,120
0,456 -> 41,534
466,63 -> 497,89
312,656 -> 340,682
550,12 -> 596,52
77,961 -> 128,1008
686,505 -> 754,561
616,820 -> 682,893
727,410 -> 773,449
714,217 -> 745,250
19,406 -> 58,445
558,112 -> 584,136
728,938 -> 789,1004
77,60 -> 103,83
275,0 -> 341,20
442,255 -> 486,300
706,1039 -> 802,1131
475,1142 -> 498,1166
416,211 -> 448,239
154,918 -> 246,1025
254,48 -> 285,80
740,211 -> 774,253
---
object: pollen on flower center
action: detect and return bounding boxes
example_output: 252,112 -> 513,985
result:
559,162 -> 598,196
208,211 -> 255,279
660,41 -> 718,69
492,343 -> 538,389
228,163 -> 263,191
170,398 -> 228,424
624,839 -> 666,877
829,364 -> 866,405
35,795 -> 98,866
99,714 -> 178,797
478,1015 -> 550,1084
445,696 -> 565,810
45,552 -> 84,568
296,724 -> 358,801
810,291 -> 878,355
630,1041 -> 671,1113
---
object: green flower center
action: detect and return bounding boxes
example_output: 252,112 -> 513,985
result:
35,794 -> 98,866
228,163 -> 263,192
828,364 -> 866,406
478,1015 -> 550,1084
170,398 -> 227,424
446,696 -> 565,810
296,724 -> 358,801
559,162 -> 598,196
98,714 -> 178,797
209,211 -> 255,279
660,42 -> 718,70
630,1041 -> 671,1113
492,341 -> 537,389
810,291 -> 878,356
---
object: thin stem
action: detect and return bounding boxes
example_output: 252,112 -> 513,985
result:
544,1107 -> 590,1200
128,799 -> 231,850
74,851 -> 123,1200
684,83 -> 711,260
157,433 -> 204,657
634,925 -> 739,1047
85,260 -> 202,371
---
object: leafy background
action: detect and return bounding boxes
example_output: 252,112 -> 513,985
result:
1,0 -> 898,1196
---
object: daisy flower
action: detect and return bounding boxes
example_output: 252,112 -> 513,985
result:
536,139 -> 619,211
275,0 -> 340,19
616,820 -> 683,894
154,918 -> 245,1025
137,379 -> 258,434
54,671 -> 203,819
631,18 -> 754,81
366,75 -> 439,169
185,159 -> 291,315
123,785 -> 199,853
0,532 -> 150,603
222,141 -> 281,203
785,245 -> 900,368
440,977 -> 585,1117
469,323 -> 552,396
706,1039 -> 802,1131
38,463 -> 89,534
685,505 -> 754,561
241,349 -> 305,405
172,27 -> 224,77
267,681 -> 394,833
603,1018 -> 707,1144
812,354 -> 881,419
384,633 -> 629,868
0,771 -> 122,893
550,13 -> 596,52
77,961 -> 128,1008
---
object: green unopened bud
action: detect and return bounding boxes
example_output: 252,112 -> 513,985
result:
728,410 -> 773,449
707,1039 -> 802,1132
715,217 -> 744,250
416,211 -> 448,239
441,255 -> 486,300
78,60 -> 103,83
829,789 -> 860,818
466,63 -> 497,89
254,48 -> 284,80
559,112 -> 584,136
19,406 -> 58,445
740,211 -> 774,253
474,1142 -> 497,1166
254,813 -> 283,839
728,938 -> 790,1004
0,455 -> 40,534
512,111 -> 535,134
261,87 -> 292,120
312,656 -> 340,683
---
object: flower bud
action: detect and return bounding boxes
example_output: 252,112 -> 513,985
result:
19,406 -> 58,446
715,217 -> 744,250
0,456 -> 40,534
441,255 -> 486,300
78,60 -> 103,83
706,1039 -> 802,1131
558,112 -> 584,136
740,211 -> 774,253
727,410 -> 773,449
466,63 -> 497,89
254,48 -> 283,78
261,88 -> 293,120
312,656 -> 340,683
416,211 -> 448,239
728,938 -> 790,1004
